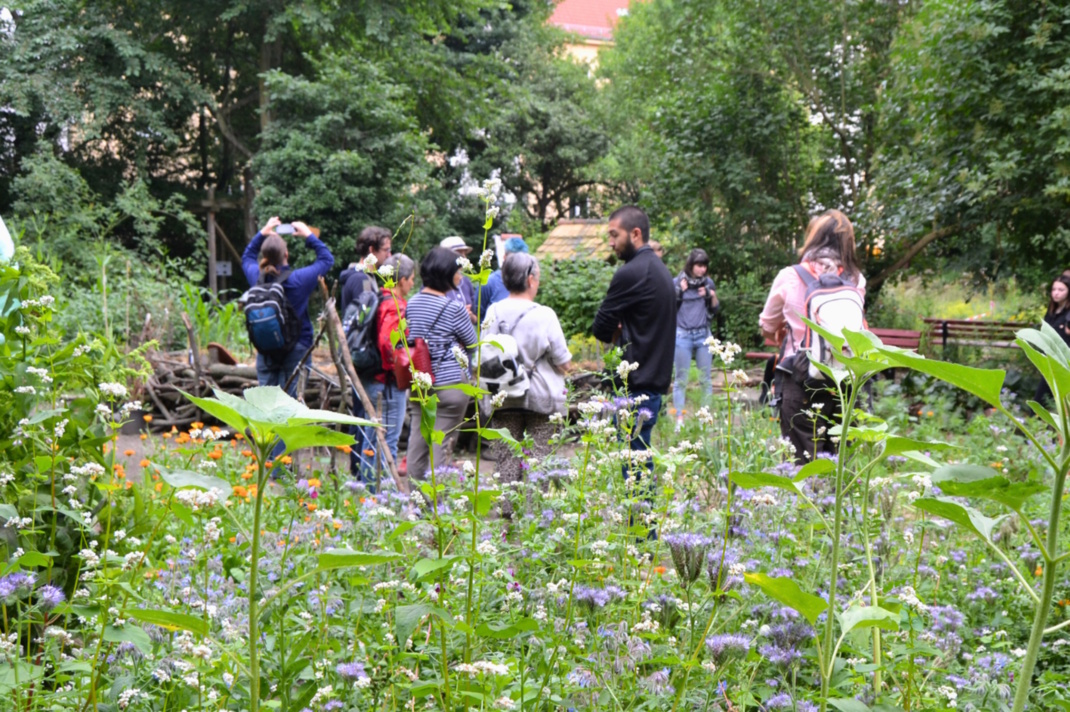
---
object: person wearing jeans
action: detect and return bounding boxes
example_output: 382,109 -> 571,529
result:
591,206 -> 677,499
357,255 -> 415,491
672,248 -> 719,430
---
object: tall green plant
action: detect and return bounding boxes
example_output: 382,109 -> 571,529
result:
180,386 -> 372,712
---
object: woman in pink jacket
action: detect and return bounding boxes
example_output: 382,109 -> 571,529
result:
759,210 -> 865,463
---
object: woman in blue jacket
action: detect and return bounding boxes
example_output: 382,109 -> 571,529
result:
242,216 -> 335,394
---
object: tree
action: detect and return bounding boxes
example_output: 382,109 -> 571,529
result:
869,0 -> 1070,290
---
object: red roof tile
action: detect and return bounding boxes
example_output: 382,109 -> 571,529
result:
549,0 -> 631,41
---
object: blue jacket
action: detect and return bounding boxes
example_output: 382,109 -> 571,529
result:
242,232 -> 335,349
479,270 -> 508,320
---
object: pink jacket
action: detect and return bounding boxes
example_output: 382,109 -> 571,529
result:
759,263 -> 867,359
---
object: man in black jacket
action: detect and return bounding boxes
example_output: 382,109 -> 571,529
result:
592,206 -> 677,487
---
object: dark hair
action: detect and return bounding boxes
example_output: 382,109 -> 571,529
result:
609,205 -> 650,244
383,254 -> 416,281
1047,275 -> 1070,317
259,235 -> 287,278
684,248 -> 709,278
357,226 -> 391,257
798,209 -> 860,282
419,247 -> 461,292
502,254 -> 538,293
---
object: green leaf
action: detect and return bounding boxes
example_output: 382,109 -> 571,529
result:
1026,399 -> 1059,432
272,424 -> 356,457
17,551 -> 51,568
411,556 -> 460,581
24,408 -> 67,425
466,489 -> 501,516
126,609 -> 208,636
883,436 -> 956,456
1018,325 -> 1070,406
743,572 -> 827,625
0,504 -> 16,521
475,618 -> 539,639
395,604 -> 452,645
729,471 -> 801,495
437,383 -> 487,398
795,458 -> 835,480
103,624 -> 153,655
170,501 -> 194,526
828,700 -> 871,712
912,497 -> 1004,543
875,348 -> 1005,408
470,427 -> 517,443
839,605 -> 900,635
157,464 -> 230,493
0,661 -> 44,692
931,464 -> 1045,512
180,390 -> 252,432
316,549 -> 401,571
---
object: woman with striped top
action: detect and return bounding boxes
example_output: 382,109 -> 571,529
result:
405,247 -> 478,480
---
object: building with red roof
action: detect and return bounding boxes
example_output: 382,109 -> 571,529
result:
549,0 -> 632,65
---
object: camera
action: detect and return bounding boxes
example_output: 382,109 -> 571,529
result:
686,277 -> 706,290
274,223 -> 296,235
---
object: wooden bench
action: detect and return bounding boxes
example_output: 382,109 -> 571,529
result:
921,318 -> 1023,350
745,327 -> 922,361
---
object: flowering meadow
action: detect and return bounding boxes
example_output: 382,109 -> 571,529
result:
4,242 -> 1070,712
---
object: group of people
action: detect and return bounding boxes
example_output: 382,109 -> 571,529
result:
241,218 -> 573,491
242,202 -> 1067,493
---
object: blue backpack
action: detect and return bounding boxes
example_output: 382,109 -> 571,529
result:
241,273 -> 300,356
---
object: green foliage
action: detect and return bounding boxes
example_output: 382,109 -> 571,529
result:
872,0 -> 1070,285
178,284 -> 250,354
253,57 -> 432,265
536,259 -> 616,338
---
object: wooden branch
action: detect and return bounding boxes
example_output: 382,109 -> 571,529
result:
180,313 -> 206,391
323,295 -> 407,494
869,224 -> 961,291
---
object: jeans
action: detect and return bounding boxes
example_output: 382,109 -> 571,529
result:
357,380 -> 409,491
256,347 -> 309,461
672,327 -> 712,416
622,390 -> 662,484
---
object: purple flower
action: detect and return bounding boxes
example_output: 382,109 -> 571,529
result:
705,633 -> 750,662
37,584 -> 65,609
574,585 -> 626,611
707,546 -> 742,591
759,643 -> 804,668
640,667 -> 673,695
664,532 -> 712,585
567,667 -> 596,688
336,661 -> 368,680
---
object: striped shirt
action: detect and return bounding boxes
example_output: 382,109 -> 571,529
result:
406,292 -> 477,385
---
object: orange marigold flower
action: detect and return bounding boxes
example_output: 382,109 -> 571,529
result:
229,536 -> 237,543
123,449 -> 135,457
139,433 -> 147,440
241,472 -> 254,480
307,478 -> 321,488
306,502 -> 318,512
155,482 -> 163,492
139,459 -> 150,467
162,432 -> 173,439
233,485 -> 249,498
234,432 -> 244,440
143,414 -> 153,422
654,566 -> 667,576
335,444 -> 352,454
362,448 -> 375,457
191,422 -> 204,430
208,450 -> 223,460
279,455 -> 293,465
241,449 -> 254,458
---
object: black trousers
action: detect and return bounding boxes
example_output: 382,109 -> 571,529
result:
775,357 -> 842,465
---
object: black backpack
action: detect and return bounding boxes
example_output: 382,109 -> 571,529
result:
241,272 -> 300,357
342,287 -> 382,374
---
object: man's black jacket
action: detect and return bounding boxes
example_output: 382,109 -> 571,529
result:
592,245 -> 678,394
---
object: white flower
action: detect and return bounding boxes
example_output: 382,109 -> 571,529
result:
361,254 -> 378,272
26,367 -> 52,383
54,419 -> 68,439
476,540 -> 498,557
452,345 -> 470,370
485,205 -> 500,221
490,391 -> 508,409
204,518 -> 222,542
705,337 -> 742,364
616,360 -> 639,380
413,371 -> 433,390
14,386 -> 36,395
479,250 -> 494,269
98,382 -> 128,399
494,696 -> 516,710
377,264 -> 395,279
14,325 -> 30,336
39,295 -> 54,308
71,463 -> 105,478
456,255 -> 473,273
481,177 -> 502,197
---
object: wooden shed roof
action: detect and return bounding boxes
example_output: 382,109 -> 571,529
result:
535,220 -> 612,261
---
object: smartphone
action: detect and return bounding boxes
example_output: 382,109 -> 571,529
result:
275,223 -> 295,235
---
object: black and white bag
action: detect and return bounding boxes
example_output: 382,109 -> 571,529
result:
792,264 -> 865,381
